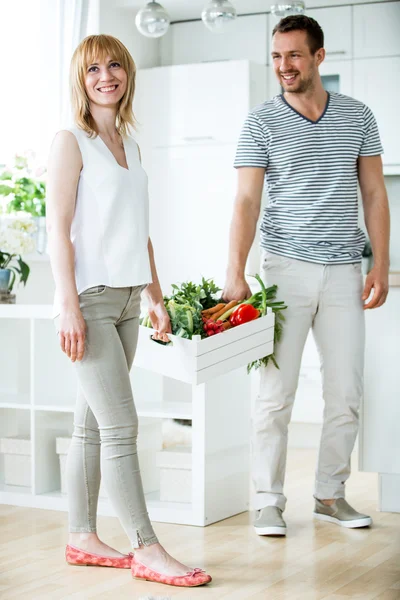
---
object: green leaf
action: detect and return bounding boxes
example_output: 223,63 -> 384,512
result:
16,258 -> 30,286
6,267 -> 17,292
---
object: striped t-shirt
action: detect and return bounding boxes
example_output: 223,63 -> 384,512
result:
234,92 -> 383,264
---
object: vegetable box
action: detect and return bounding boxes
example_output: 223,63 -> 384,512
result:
134,308 -> 275,385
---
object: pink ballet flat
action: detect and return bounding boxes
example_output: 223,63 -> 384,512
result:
131,554 -> 212,587
66,544 -> 133,568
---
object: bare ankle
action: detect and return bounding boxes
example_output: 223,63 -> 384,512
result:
135,541 -> 163,554
69,532 -> 99,546
320,499 -> 335,506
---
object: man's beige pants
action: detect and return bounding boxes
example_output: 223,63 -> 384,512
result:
253,251 -> 365,511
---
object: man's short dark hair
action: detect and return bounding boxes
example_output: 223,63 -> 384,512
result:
272,15 -> 324,54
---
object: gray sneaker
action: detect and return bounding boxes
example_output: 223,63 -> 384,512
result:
314,498 -> 372,528
254,506 -> 287,536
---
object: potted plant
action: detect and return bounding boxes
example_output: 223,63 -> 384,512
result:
0,152 -> 47,253
0,216 -> 36,300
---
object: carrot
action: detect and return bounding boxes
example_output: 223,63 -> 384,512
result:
201,303 -> 226,316
222,322 -> 232,330
210,300 -> 239,321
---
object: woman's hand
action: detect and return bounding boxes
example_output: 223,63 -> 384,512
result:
148,301 -> 172,343
58,309 -> 87,362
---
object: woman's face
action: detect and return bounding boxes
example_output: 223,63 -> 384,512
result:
84,55 -> 127,107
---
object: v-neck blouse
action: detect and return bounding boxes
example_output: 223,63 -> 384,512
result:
53,127 -> 152,315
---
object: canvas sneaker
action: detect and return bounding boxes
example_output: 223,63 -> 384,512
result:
313,498 -> 372,528
254,506 -> 287,536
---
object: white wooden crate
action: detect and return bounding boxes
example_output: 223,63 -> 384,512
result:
135,310 -> 275,384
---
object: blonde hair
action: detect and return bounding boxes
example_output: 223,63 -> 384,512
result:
70,34 -> 137,137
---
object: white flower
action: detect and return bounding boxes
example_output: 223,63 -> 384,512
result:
0,216 -> 36,256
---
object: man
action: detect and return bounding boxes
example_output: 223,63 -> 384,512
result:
223,15 -> 390,536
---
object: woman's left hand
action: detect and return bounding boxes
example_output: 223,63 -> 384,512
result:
148,301 -> 172,343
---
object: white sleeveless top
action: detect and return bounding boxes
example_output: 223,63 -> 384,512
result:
53,127 -> 152,316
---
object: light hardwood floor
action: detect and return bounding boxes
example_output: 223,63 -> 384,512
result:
1,449 -> 399,600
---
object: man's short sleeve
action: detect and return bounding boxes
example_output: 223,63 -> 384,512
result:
359,104 -> 383,156
234,112 -> 269,168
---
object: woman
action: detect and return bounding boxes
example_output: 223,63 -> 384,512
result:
46,34 -> 211,588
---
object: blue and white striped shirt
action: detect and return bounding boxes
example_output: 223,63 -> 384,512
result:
234,92 -> 383,264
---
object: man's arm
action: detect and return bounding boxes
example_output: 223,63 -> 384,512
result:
222,167 -> 265,301
358,154 -> 390,309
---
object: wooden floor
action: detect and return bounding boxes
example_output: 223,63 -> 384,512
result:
1,449 -> 400,600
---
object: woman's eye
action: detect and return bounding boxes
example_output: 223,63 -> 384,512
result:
110,62 -> 121,68
88,66 -> 98,72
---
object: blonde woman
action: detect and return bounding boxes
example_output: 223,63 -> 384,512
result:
46,34 -> 211,588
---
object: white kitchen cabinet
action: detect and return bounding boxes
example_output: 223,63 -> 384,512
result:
354,57 -> 400,169
134,60 -> 267,293
360,288 -> 400,476
354,2 -> 400,58
142,142 -> 264,294
160,14 -> 268,66
143,143 -> 236,293
268,6 -> 352,63
134,60 -> 267,148
319,59 -> 353,96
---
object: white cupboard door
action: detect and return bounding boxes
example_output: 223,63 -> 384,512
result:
172,61 -> 250,145
319,60 -> 353,96
268,6 -> 352,63
142,144 -> 237,293
135,61 -> 252,148
354,2 -> 400,58
134,67 -> 176,149
361,289 -> 400,475
354,57 -> 400,168
161,15 -> 269,66
306,7 -> 352,61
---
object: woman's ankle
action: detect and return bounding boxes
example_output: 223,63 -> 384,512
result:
68,532 -> 99,548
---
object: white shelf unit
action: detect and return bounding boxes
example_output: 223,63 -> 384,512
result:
0,304 -> 274,525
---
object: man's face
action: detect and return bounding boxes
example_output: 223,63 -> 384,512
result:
271,29 -> 324,94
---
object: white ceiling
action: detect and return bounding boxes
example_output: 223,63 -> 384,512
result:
116,0 -> 388,21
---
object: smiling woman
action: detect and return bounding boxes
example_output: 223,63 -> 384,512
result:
45,33 -> 212,589
69,35 -> 137,138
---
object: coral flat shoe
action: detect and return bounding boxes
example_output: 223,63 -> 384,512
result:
66,544 -> 133,568
131,554 -> 212,587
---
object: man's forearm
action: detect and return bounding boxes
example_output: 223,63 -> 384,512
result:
363,191 -> 390,268
226,200 -> 259,278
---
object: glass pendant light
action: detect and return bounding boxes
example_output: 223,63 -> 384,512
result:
201,0 -> 237,33
135,1 -> 170,38
270,1 -> 306,17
